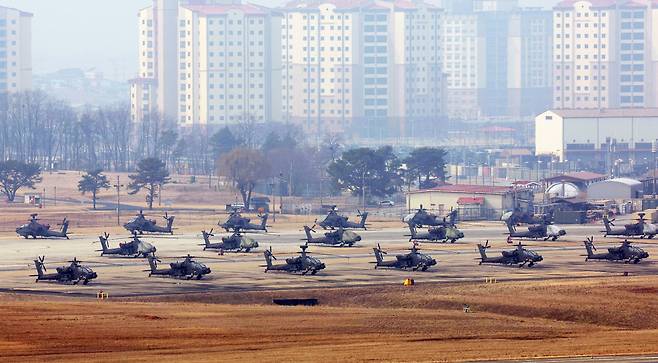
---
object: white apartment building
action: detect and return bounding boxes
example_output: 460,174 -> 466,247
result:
178,3 -> 281,126
616,1 -> 658,108
280,1 -> 361,133
552,0 -> 616,109
280,0 -> 444,135
552,0 -> 658,109
442,14 -> 479,119
131,1 -> 281,126
0,6 -> 32,94
387,2 -> 444,134
131,0 -> 180,123
442,6 -> 552,120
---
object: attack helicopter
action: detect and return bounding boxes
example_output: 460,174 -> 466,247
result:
583,237 -> 649,264
16,214 -> 70,239
262,243 -> 326,275
403,206 -> 458,228
97,232 -> 156,258
200,229 -> 259,253
32,256 -> 97,285
602,213 -> 656,238
407,225 -> 464,243
476,241 -> 544,267
501,210 -> 550,226
372,242 -> 437,271
505,219 -> 566,241
317,206 -> 368,230
123,210 -> 175,235
219,211 -> 268,232
302,225 -> 361,247
145,254 -> 212,279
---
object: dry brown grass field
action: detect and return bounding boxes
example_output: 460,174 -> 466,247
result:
0,277 -> 657,362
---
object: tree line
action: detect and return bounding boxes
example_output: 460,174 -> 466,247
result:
0,91 -> 449,209
0,91 -> 218,173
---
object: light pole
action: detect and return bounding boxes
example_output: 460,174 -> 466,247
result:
279,172 -> 284,215
270,179 -> 276,222
563,159 -> 568,174
361,169 -> 366,212
113,176 -> 124,226
651,140 -> 658,199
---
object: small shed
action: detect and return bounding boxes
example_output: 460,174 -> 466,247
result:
587,178 -> 643,200
406,184 -> 534,220
24,193 -> 42,205
457,197 -> 486,220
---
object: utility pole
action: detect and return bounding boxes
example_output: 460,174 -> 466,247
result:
288,161 -> 293,197
270,179 -> 276,222
114,176 -> 123,226
361,170 -> 366,212
651,140 -> 658,199
279,172 -> 284,215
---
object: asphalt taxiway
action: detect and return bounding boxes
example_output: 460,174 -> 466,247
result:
1,222 -> 657,297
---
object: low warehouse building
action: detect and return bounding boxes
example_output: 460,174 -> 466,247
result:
406,184 -> 533,221
535,108 -> 658,163
587,178 -> 643,200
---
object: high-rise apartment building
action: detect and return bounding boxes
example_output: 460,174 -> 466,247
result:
442,13 -> 479,119
479,9 -> 553,117
616,1 -> 658,108
0,6 -> 32,94
280,0 -> 444,135
552,0 -> 616,109
131,0 -> 178,122
131,0 -> 281,126
178,3 -> 281,126
280,1 -> 361,133
552,0 -> 658,109
387,1 -> 444,134
442,2 -> 552,120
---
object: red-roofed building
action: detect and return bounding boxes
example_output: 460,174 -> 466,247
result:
406,184 -> 534,220
456,197 -> 485,205
182,3 -> 268,16
544,172 -> 607,185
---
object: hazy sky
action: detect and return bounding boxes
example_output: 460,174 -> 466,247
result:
0,0 -> 555,81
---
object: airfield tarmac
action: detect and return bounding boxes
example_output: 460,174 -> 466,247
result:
1,223 -> 657,297
2,221 -> 658,362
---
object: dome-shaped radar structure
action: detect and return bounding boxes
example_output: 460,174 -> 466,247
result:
546,182 -> 580,199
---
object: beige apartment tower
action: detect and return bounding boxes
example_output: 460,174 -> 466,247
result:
0,6 -> 32,94
178,3 -> 282,126
131,0 -> 179,123
131,1 -> 282,126
553,0 -> 658,109
280,0 -> 444,135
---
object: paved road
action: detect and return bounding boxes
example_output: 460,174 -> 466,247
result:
0,223 -> 656,297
